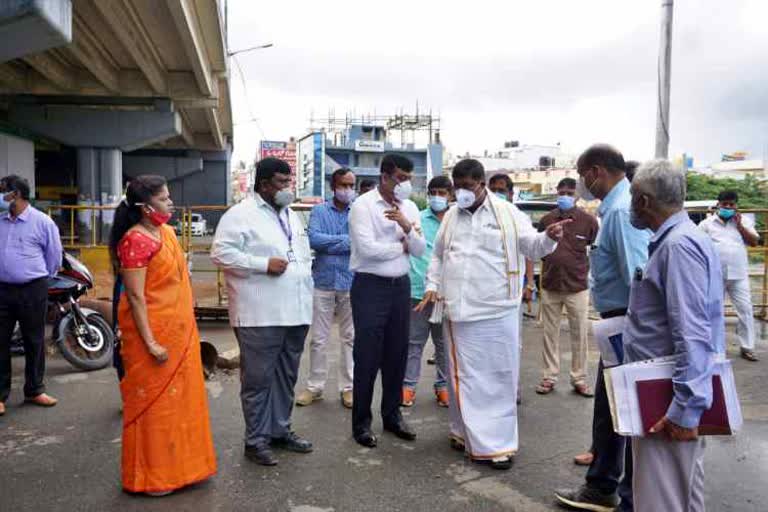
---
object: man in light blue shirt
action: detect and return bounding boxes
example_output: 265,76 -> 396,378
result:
556,145 -> 649,512
624,159 -> 723,512
297,168 -> 356,409
402,175 -> 453,408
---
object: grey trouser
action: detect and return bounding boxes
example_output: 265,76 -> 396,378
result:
234,325 -> 309,447
403,299 -> 447,390
632,436 -> 706,512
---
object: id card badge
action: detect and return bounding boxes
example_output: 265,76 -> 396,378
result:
286,249 -> 297,263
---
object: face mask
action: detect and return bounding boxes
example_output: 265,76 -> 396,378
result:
719,208 -> 735,221
456,188 -> 477,209
334,188 -> 356,204
274,189 -> 295,207
577,177 -> 595,201
393,180 -> 412,201
0,193 -> 10,212
144,205 -> 173,226
557,195 -> 575,211
429,195 -> 448,212
494,192 -> 508,202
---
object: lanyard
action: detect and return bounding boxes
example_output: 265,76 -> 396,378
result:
276,209 -> 292,247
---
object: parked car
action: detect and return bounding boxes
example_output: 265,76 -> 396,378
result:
175,213 -> 208,236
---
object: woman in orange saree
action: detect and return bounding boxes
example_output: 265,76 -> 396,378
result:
109,175 -> 216,496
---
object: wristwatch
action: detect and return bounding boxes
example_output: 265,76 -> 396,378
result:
525,284 -> 537,292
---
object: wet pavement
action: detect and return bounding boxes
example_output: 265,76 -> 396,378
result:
0,318 -> 766,511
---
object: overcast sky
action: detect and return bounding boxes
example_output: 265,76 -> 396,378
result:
225,0 -> 768,168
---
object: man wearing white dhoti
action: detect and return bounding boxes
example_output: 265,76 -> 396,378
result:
417,159 -> 568,470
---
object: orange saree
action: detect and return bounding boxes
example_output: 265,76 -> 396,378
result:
118,225 -> 216,493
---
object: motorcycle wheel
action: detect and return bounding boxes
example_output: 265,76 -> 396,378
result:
59,313 -> 115,371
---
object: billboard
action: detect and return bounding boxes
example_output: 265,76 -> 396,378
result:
259,140 -> 297,191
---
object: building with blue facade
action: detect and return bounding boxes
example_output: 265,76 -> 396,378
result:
296,114 -> 443,199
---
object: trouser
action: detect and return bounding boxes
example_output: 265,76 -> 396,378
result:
586,358 -> 633,510
632,437 -> 705,512
0,279 -> 48,403
725,278 -> 755,350
350,272 -> 410,436
403,299 -> 447,390
307,289 -> 354,393
234,325 -> 309,447
540,289 -> 589,385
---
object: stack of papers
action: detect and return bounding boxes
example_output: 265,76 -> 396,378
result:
593,316 -> 626,367
604,357 -> 743,437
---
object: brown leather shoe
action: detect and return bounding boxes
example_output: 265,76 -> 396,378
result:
0,402 -> 5,416
24,393 -> 58,407
573,451 -> 594,466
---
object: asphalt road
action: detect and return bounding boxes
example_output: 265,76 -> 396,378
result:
1,318 -> 766,512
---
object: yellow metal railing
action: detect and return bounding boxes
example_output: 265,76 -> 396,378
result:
43,204 -> 768,320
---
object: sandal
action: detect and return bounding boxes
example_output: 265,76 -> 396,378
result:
741,349 -> 759,362
535,379 -> 556,395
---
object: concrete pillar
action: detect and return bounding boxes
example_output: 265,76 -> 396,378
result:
98,148 -> 121,243
76,147 -> 121,245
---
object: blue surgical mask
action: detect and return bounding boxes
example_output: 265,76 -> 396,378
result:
429,195 -> 448,212
719,208 -> 735,221
494,192 -> 508,202
557,195 -> 575,211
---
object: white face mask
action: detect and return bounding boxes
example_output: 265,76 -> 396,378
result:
334,188 -> 356,204
455,188 -> 477,209
393,180 -> 412,201
577,178 -> 595,202
274,189 -> 295,207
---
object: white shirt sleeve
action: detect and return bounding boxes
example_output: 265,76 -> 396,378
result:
404,201 -> 426,258
513,205 -> 557,261
349,200 -> 405,262
210,208 -> 270,274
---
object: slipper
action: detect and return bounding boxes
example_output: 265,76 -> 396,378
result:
24,393 -> 58,407
535,380 -> 555,395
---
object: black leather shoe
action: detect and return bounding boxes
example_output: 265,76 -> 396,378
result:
271,432 -> 313,453
554,485 -> 619,512
384,420 -> 416,441
244,444 -> 278,466
354,430 -> 378,448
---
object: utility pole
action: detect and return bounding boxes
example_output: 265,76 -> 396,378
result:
655,1 -> 674,158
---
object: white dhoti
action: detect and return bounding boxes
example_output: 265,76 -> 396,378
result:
445,308 -> 520,459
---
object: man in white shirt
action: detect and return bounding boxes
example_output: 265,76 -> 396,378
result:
211,158 -> 314,466
417,159 -> 567,470
348,154 -> 426,448
698,190 -> 760,361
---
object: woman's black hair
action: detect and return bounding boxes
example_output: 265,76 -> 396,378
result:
108,174 -> 168,273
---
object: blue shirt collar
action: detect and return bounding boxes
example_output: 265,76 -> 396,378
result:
327,199 -> 349,212
597,178 -> 630,217
1,205 -> 31,222
649,210 -> 689,253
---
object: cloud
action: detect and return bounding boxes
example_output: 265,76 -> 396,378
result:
227,0 -> 768,167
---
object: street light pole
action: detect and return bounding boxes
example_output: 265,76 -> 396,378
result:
655,0 -> 674,159
228,43 -> 274,57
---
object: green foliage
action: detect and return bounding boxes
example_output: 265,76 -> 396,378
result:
686,173 -> 768,209
411,194 -> 428,211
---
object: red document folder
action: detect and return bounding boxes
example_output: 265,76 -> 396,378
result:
637,375 -> 732,436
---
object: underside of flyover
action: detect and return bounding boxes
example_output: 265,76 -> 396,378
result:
0,0 -> 234,217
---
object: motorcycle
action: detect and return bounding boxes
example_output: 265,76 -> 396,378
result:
10,252 -> 115,371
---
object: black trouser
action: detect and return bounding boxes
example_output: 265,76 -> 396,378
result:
0,278 -> 48,402
351,272 -> 410,436
586,310 -> 633,510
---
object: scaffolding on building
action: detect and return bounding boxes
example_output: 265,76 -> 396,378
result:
308,107 -> 441,149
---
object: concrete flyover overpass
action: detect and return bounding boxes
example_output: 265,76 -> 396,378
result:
0,0 -> 234,217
